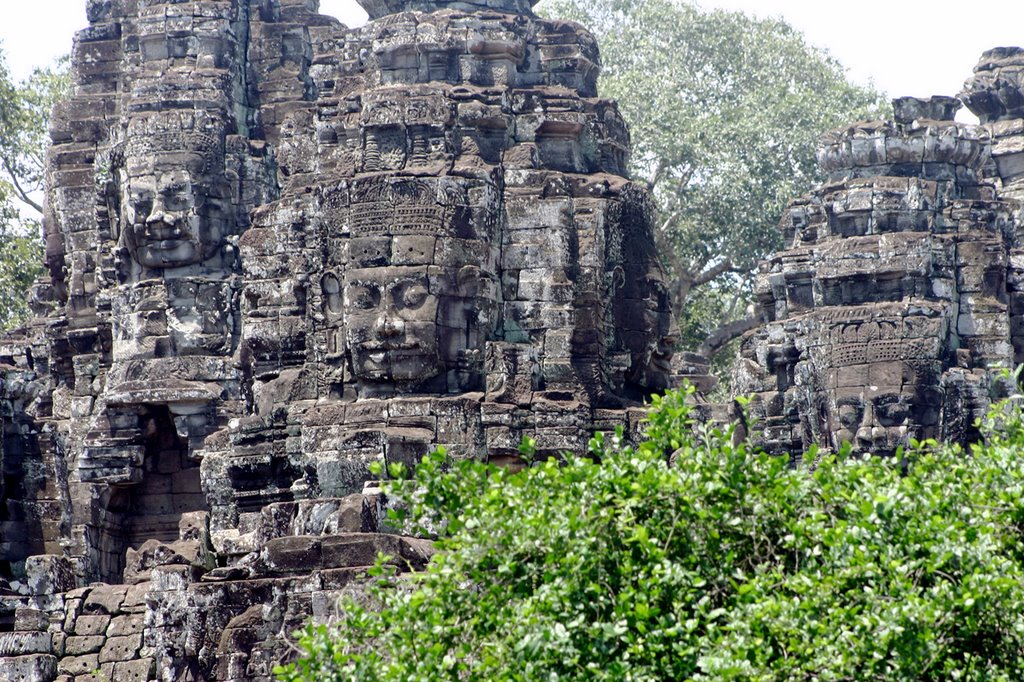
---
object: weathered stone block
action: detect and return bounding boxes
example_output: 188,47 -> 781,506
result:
0,632 -> 52,656
57,653 -> 99,677
70,615 -> 109,637
82,585 -> 128,615
264,536 -> 322,572
14,608 -> 49,633
110,658 -> 154,681
105,614 -> 144,638
0,654 -> 57,682
63,636 -> 104,656
25,555 -> 75,596
97,634 -> 141,664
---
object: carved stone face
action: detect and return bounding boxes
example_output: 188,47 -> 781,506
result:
650,278 -> 678,385
617,264 -> 678,394
813,308 -> 945,456
827,367 -> 936,455
344,266 -> 445,384
123,166 -> 221,269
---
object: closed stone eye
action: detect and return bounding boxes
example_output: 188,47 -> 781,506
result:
874,399 -> 908,425
837,403 -> 862,429
399,283 -> 428,309
348,286 -> 380,310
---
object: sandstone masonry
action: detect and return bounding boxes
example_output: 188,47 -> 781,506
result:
0,0 -> 679,679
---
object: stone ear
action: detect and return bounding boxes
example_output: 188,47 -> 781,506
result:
610,266 -> 625,294
457,265 -> 481,297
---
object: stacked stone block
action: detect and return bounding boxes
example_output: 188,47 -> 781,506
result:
0,0 -> 677,679
961,47 -> 1024,366
736,95 -> 1020,458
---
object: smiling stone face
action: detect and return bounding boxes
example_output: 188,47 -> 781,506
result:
825,361 -> 942,456
344,266 -> 444,384
832,386 -> 915,453
123,166 -> 215,269
807,306 -> 945,456
115,112 -> 232,275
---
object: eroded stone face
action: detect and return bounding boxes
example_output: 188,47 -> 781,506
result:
619,255 -> 678,394
346,265 -> 447,384
114,113 -> 233,277
0,0 -> 677,678
736,96 -> 1019,459
810,305 -> 946,455
123,166 -> 215,268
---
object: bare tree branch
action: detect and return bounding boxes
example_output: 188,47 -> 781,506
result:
691,259 -> 745,287
1,156 -> 42,214
698,312 -> 760,358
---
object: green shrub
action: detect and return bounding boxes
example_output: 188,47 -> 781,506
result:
276,388 -> 1024,681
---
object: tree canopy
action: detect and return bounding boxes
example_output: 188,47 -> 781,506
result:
539,0 -> 888,356
0,46 -> 69,331
276,385 -> 1024,681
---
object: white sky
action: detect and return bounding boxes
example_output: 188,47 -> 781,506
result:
1,0 -> 1022,113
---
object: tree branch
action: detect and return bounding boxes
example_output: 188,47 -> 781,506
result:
691,259 -> 746,287
1,156 -> 43,215
698,312 -> 760,358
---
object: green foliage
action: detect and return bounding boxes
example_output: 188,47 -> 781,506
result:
538,0 -> 888,350
0,46 -> 70,330
0,227 -> 43,331
276,387 -> 1024,681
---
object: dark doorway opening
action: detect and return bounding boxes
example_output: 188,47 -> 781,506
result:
98,406 -> 209,583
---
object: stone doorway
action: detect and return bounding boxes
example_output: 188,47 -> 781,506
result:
98,406 -> 209,583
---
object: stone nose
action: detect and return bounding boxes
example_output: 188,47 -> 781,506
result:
145,207 -> 184,236
146,208 -> 168,226
374,311 -> 404,339
855,425 -> 886,449
854,403 -> 883,448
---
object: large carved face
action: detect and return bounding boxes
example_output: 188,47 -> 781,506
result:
613,216 -> 678,395
344,265 -> 450,385
605,189 -> 679,397
621,270 -> 677,391
813,308 -> 945,456
827,363 -> 940,455
342,262 -> 488,392
123,165 -> 220,269
116,113 -> 230,273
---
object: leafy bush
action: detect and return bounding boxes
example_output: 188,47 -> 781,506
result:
0,52 -> 69,330
276,388 -> 1024,681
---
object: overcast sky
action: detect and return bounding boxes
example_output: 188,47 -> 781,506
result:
2,0 -> 1022,116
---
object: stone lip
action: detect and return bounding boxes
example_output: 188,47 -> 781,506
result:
892,96 -> 961,124
816,118 -> 990,176
357,0 -> 540,19
974,46 -> 1024,71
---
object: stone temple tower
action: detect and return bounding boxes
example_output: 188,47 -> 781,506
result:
734,95 -> 1018,460
0,0 -> 676,679
961,47 -> 1024,366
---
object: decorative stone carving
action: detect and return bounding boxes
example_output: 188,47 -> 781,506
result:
735,96 -> 1019,459
0,0 -> 676,678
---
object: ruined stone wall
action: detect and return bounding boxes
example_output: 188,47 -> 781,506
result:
199,2 -> 679,563
4,0 -> 1021,678
32,0 -> 324,588
735,86 -> 1024,460
0,0 -> 678,679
